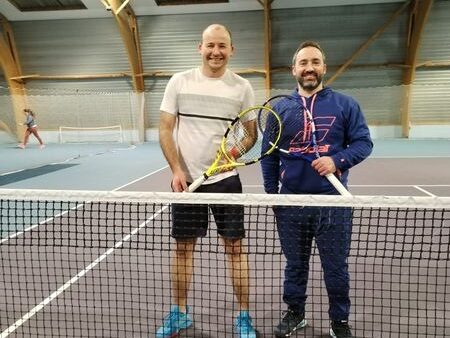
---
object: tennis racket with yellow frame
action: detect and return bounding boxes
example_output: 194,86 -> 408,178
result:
187,105 -> 282,192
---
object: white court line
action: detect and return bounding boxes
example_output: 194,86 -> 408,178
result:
243,184 -> 449,198
0,144 -> 136,177
2,163 -> 441,334
413,186 -> 436,197
0,205 -> 168,338
350,184 -> 450,187
0,202 -> 83,245
0,155 -> 82,177
112,165 -> 169,191
243,184 -> 450,188
0,165 -> 170,244
0,164 -> 170,336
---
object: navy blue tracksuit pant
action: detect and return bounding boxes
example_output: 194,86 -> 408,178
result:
275,204 -> 352,321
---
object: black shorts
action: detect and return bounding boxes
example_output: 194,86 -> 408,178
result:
171,175 -> 245,239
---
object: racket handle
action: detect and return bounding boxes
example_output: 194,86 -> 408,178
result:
325,173 -> 352,197
187,175 -> 207,193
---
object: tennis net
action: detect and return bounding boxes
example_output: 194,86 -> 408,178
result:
0,189 -> 449,337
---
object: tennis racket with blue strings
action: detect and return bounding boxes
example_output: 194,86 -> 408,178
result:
258,94 -> 351,196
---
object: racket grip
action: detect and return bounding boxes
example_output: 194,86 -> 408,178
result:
325,173 -> 352,197
187,175 -> 207,193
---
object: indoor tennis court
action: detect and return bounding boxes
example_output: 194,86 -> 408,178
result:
1,140 -> 449,337
1,1 -> 450,338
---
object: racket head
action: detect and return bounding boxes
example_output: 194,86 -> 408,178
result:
259,94 -> 317,159
221,105 -> 282,166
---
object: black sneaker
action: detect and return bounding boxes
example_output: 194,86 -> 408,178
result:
330,320 -> 353,338
274,309 -> 307,337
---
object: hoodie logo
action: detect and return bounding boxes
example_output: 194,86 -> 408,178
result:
288,116 -> 336,154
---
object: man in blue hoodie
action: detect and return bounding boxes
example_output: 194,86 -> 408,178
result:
261,41 -> 372,338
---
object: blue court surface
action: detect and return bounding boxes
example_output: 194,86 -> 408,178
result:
1,139 -> 449,196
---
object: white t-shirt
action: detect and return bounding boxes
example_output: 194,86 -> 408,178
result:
160,67 -> 255,184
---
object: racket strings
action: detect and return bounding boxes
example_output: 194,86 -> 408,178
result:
224,106 -> 281,164
224,120 -> 251,158
224,114 -> 259,163
282,103 -> 312,154
261,96 -> 316,155
258,109 -> 281,153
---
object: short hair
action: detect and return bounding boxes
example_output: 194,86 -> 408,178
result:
292,41 -> 326,65
201,24 -> 233,45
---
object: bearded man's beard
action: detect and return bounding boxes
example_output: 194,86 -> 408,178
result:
297,72 -> 323,91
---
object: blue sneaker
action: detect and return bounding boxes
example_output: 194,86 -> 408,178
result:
234,311 -> 257,338
156,305 -> 193,338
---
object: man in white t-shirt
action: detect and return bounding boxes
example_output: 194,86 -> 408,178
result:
157,24 -> 256,338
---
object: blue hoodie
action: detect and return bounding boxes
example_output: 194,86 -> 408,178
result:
261,87 -> 373,194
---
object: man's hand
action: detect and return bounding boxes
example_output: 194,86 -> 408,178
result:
311,156 -> 337,176
171,170 -> 188,192
228,146 -> 240,160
